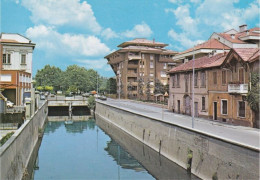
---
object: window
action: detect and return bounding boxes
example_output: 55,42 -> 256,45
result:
177,74 -> 180,87
238,101 -> 245,117
163,63 -> 167,69
142,54 -> 145,59
161,71 -> 166,77
201,71 -> 206,87
194,72 -> 198,87
3,54 -> 11,64
222,70 -> 226,85
150,55 -> 154,60
150,73 -> 153,77
150,61 -> 154,68
213,72 -> 217,85
239,68 -> 244,83
172,75 -> 175,87
202,97 -> 205,111
221,100 -> 228,115
21,54 -> 26,64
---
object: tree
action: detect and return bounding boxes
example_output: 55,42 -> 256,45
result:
36,86 -> 44,91
106,78 -> 117,94
247,72 -> 259,112
88,96 -> 96,110
35,65 -> 63,91
138,77 -> 144,100
154,79 -> 164,94
145,78 -> 152,101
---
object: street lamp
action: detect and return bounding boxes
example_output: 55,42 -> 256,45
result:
192,49 -> 195,128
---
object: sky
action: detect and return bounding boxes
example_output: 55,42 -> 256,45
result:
1,0 -> 259,77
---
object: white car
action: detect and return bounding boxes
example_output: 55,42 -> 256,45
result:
6,101 -> 14,108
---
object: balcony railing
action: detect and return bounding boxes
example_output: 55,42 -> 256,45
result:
128,54 -> 141,60
228,84 -> 248,94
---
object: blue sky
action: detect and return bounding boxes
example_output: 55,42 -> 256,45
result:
1,0 -> 259,77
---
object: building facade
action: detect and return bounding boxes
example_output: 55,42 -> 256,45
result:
105,38 -> 177,100
168,48 -> 259,128
208,48 -> 259,127
168,53 -> 226,118
0,33 -> 35,105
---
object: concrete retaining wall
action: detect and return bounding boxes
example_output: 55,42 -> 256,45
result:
95,102 -> 259,180
0,101 -> 48,180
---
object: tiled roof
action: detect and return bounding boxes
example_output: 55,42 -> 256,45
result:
0,39 -> 19,43
177,39 -> 230,55
119,46 -> 177,54
218,27 -> 260,43
233,48 -> 260,62
118,38 -> 167,47
169,53 -> 226,73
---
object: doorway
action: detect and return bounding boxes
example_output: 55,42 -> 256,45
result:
213,102 -> 217,120
177,100 -> 180,113
194,102 -> 198,117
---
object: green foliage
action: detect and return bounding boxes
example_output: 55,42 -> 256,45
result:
0,131 -> 14,146
145,78 -> 152,101
88,96 -> 96,110
35,65 -> 63,91
68,85 -> 77,94
154,79 -> 164,94
44,86 -> 53,91
138,77 -> 144,100
106,78 -> 117,94
35,64 -> 109,94
36,86 -> 44,91
247,72 -> 259,112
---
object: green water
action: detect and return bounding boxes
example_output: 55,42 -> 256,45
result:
33,119 -> 198,179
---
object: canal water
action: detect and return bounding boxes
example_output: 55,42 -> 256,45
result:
32,117 -> 199,179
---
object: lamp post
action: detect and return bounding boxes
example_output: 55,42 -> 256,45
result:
192,50 -> 195,128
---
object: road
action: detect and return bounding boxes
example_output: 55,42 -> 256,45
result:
97,98 -> 260,150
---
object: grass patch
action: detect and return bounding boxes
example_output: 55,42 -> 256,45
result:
0,132 -> 14,146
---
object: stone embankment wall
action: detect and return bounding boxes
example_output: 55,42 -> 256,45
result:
95,102 -> 259,180
0,101 -> 48,180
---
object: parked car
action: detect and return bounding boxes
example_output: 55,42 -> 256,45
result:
99,96 -> 107,101
6,101 -> 14,108
50,93 -> 55,97
40,95 -> 45,100
82,93 -> 90,97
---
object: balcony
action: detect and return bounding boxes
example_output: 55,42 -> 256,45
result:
128,64 -> 138,68
127,73 -> 138,77
128,53 -> 141,60
228,84 -> 248,94
128,82 -> 138,86
159,56 -> 173,62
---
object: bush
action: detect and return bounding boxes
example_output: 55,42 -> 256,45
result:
88,96 -> 96,110
0,132 -> 14,146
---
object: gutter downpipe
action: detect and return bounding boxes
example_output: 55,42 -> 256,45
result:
192,49 -> 195,128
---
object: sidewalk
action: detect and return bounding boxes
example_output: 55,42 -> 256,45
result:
98,98 -> 260,151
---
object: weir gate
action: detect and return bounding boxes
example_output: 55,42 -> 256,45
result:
47,96 -> 91,121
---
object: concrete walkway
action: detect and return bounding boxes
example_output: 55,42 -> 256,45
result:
97,98 -> 260,151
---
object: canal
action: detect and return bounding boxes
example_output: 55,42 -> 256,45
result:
32,117 -> 199,179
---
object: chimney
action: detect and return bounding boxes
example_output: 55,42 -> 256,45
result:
246,30 -> 249,35
153,38 -> 155,44
184,58 -> 189,64
239,24 -> 247,32
230,34 -> 235,39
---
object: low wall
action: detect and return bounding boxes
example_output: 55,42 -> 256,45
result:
95,102 -> 259,180
0,101 -> 48,180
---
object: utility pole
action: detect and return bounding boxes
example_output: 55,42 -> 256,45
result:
192,50 -> 195,128
97,73 -> 99,94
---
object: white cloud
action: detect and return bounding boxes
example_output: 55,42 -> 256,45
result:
168,29 -> 204,49
26,25 -> 110,57
196,0 -> 260,31
190,0 -> 201,3
76,59 -> 111,70
101,28 -> 119,40
122,22 -> 153,38
168,0 -> 182,4
21,0 -> 101,33
173,5 -> 199,36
